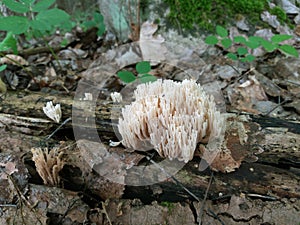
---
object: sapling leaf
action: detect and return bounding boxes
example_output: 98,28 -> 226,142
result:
0,32 -> 18,54
94,12 -> 105,36
97,24 -> 106,36
226,53 -> 238,60
271,34 -> 293,43
3,0 -> 30,13
136,61 -> 151,74
240,57 -> 247,63
221,38 -> 232,49
22,0 -> 35,5
244,54 -> 256,62
0,65 -> 7,72
30,19 -> 51,31
117,71 -> 136,83
246,36 -> 261,49
94,12 -> 104,23
260,39 -> 277,52
237,47 -> 248,56
278,45 -> 299,57
233,36 -> 247,44
248,36 -> 264,43
32,0 -> 55,12
82,21 -> 96,30
36,8 -> 70,27
139,74 -> 157,83
216,25 -> 228,38
205,35 -> 218,45
0,16 -> 29,34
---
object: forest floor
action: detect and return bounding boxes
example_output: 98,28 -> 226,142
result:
0,18 -> 300,225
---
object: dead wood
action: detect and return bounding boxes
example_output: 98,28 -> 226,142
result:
0,90 -> 299,203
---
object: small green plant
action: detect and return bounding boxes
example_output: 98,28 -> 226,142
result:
0,0 -> 72,40
205,25 -> 299,63
0,32 -> 18,73
80,11 -> 106,37
117,61 -> 157,83
0,32 -> 18,54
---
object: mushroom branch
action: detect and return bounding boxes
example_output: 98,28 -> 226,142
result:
118,79 -> 225,164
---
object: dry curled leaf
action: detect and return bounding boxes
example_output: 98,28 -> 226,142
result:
139,21 -> 167,64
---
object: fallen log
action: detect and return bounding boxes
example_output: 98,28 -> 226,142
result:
0,89 -> 300,225
0,90 -> 299,200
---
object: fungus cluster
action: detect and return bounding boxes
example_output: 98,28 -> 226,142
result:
118,79 -> 224,163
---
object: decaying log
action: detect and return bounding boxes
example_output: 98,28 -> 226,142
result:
0,90 -> 299,203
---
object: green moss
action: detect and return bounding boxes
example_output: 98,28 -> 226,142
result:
270,6 -> 287,23
164,0 -> 270,31
269,6 -> 293,28
160,201 -> 175,213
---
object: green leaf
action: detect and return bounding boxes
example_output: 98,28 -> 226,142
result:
30,19 -> 51,31
216,25 -> 228,38
136,61 -> 151,74
244,54 -> 256,62
82,21 -> 96,30
139,74 -> 157,83
233,36 -> 247,44
205,35 -> 218,45
240,57 -> 247,63
22,0 -> 35,5
226,53 -> 238,60
278,45 -> 299,57
246,36 -> 261,49
0,65 -> 7,72
36,8 -> 70,27
94,12 -> 104,23
260,40 -> 277,52
97,24 -> 105,36
237,47 -> 248,56
2,0 -> 30,13
271,34 -> 293,43
0,32 -> 18,54
32,0 -> 55,12
248,36 -> 265,43
221,38 -> 232,49
117,71 -> 136,83
0,16 -> 29,34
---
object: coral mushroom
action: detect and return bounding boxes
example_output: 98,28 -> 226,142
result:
118,79 -> 225,163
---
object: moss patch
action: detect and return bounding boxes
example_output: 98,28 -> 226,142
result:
164,0 -> 289,31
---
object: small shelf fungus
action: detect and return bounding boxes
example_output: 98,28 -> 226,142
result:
118,79 -> 225,163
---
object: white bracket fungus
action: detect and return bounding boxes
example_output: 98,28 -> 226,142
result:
118,79 -> 225,163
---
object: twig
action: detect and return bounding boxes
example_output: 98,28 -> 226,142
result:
198,171 -> 214,225
136,0 -> 141,39
44,117 -> 71,141
101,200 -> 112,225
264,99 -> 289,117
207,208 -> 225,225
0,204 -> 17,207
7,173 -> 44,225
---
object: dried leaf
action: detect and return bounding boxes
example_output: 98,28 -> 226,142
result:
139,21 -> 167,64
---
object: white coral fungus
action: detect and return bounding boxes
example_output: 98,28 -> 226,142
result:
118,79 -> 224,163
43,101 -> 62,123
111,92 -> 123,103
